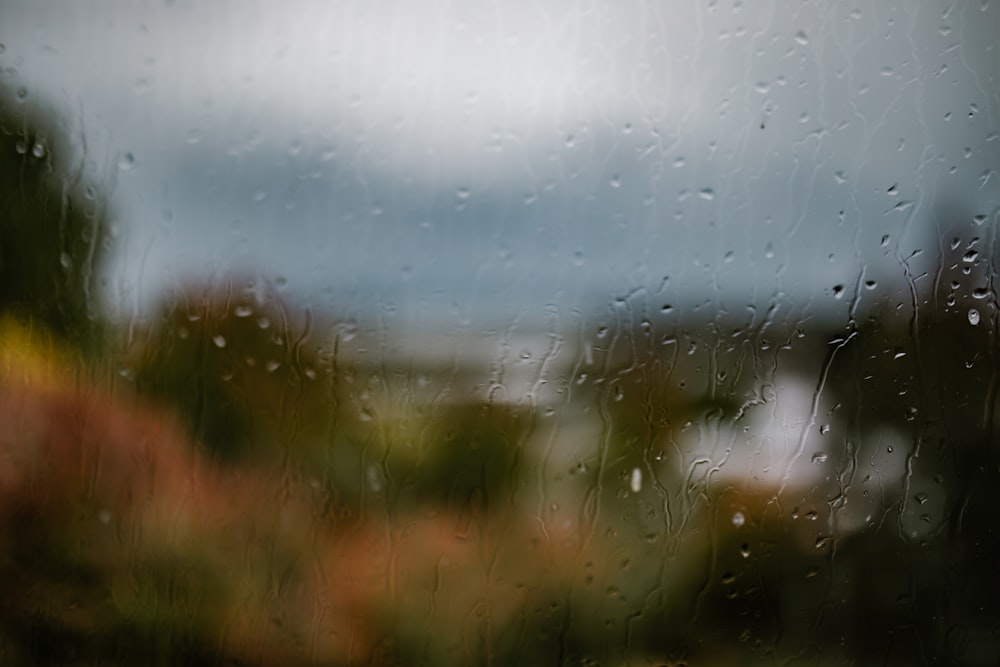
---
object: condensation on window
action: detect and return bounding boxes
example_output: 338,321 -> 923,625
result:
0,2 -> 998,665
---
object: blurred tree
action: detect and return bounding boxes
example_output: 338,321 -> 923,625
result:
0,81 -> 109,353
817,198 -> 1000,664
385,399 -> 531,515
125,276 -> 322,463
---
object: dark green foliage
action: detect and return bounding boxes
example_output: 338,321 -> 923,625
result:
125,278 -> 343,466
0,82 -> 109,352
390,400 -> 530,514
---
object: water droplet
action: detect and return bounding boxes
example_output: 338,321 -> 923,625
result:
732,511 -> 745,527
915,492 -> 929,505
812,451 -> 828,463
815,534 -> 831,549
212,335 -> 227,348
609,174 -> 621,188
366,464 -> 381,491
794,30 -> 809,45
740,543 -> 751,558
832,284 -> 845,299
819,424 -> 831,435
698,188 -> 715,200
968,308 -> 981,326
234,304 -> 253,317
972,287 -> 991,299
721,571 -> 737,585
118,152 -> 135,170
456,187 -> 471,199
963,250 -> 979,263
14,139 -> 26,155
15,87 -> 28,101
864,280 -> 877,290
31,142 -> 45,158
887,183 -> 899,195
630,467 -> 642,493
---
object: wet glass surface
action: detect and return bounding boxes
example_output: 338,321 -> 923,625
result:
0,2 -> 998,665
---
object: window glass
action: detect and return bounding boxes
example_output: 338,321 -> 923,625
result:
1,2 -> 998,664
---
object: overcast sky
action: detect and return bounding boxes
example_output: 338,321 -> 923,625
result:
1,0 -> 997,331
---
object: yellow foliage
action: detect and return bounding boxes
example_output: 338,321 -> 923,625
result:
0,316 -> 77,390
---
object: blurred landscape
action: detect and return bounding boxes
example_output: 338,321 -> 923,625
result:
1,3 -> 1000,665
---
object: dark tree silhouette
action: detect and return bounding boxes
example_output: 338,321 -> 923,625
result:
0,81 -> 109,351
